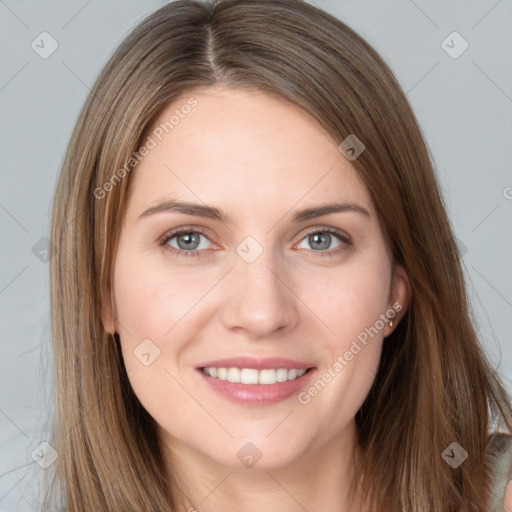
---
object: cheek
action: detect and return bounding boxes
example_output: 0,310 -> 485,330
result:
112,255 -> 204,423
112,249 -> 220,407
294,258 -> 389,413
112,251 -> 208,343
298,258 -> 390,347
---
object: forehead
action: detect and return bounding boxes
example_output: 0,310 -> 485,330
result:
126,87 -> 375,222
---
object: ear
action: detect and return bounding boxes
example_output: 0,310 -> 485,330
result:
384,263 -> 411,337
100,280 -> 117,335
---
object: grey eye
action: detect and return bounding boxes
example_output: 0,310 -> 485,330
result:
297,231 -> 343,251
167,232 -> 210,251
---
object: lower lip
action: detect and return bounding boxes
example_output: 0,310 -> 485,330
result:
197,368 -> 316,406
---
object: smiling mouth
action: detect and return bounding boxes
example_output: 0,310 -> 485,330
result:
201,367 -> 314,385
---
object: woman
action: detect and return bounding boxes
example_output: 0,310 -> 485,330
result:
47,0 -> 512,510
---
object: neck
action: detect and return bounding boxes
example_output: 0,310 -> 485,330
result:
162,420 -> 367,512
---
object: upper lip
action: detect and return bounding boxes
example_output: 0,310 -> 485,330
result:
197,357 -> 315,370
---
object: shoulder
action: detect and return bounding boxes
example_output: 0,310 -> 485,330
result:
485,432 -> 512,512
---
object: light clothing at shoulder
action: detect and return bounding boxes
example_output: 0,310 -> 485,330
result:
486,433 -> 512,512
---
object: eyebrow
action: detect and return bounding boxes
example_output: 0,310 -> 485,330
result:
138,199 -> 371,223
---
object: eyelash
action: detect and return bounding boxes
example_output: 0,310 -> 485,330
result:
158,226 -> 352,259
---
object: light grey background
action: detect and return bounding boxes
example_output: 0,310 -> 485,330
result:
1,0 -> 511,510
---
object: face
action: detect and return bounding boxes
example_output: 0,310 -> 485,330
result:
102,86 -> 410,472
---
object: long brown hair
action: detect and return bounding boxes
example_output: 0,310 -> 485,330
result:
47,0 -> 512,510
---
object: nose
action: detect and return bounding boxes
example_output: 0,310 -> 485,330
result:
220,247 -> 300,340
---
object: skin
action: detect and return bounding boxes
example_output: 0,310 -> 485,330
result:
505,480 -> 512,512
102,86 -> 411,512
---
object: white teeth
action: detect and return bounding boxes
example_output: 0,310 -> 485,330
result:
203,367 -> 308,384
258,369 -> 276,385
276,368 -> 288,382
227,367 -> 241,383
240,368 -> 259,384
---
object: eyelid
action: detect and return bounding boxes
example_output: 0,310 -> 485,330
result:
158,225 -> 211,245
298,225 -> 352,244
